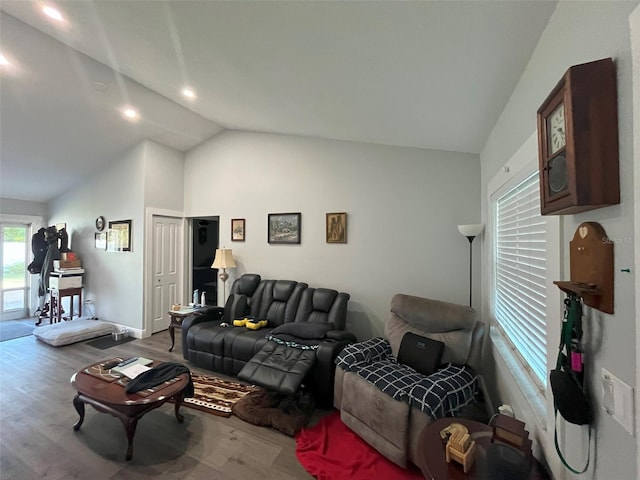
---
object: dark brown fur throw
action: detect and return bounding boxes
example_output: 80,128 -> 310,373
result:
232,389 -> 315,436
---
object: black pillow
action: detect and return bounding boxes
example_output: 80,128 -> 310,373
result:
397,332 -> 445,377
270,322 -> 333,340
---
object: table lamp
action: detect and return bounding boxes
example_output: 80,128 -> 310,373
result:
211,248 -> 236,306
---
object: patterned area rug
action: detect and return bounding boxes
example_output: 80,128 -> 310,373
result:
182,374 -> 262,417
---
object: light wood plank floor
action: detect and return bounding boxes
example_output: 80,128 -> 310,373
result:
0,330 -> 318,479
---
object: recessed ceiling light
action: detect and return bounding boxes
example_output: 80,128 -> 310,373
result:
43,5 -> 64,22
0,53 -> 9,67
182,87 -> 196,99
122,107 -> 138,120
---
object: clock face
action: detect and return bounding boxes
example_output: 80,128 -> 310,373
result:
547,103 -> 566,155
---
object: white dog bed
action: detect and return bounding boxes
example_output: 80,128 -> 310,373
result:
33,319 -> 115,347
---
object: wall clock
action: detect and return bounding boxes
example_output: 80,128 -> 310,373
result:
95,216 -> 106,231
537,58 -> 620,215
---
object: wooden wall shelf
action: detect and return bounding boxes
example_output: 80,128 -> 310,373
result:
554,222 -> 613,314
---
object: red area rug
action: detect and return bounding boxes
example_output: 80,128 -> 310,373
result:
295,411 -> 423,480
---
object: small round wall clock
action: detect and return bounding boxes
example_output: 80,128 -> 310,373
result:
95,216 -> 106,231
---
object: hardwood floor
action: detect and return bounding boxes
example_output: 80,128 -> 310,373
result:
0,331 -> 316,479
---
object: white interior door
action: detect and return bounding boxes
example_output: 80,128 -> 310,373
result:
151,215 -> 181,334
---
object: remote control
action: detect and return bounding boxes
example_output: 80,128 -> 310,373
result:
103,360 -> 120,369
117,357 -> 138,367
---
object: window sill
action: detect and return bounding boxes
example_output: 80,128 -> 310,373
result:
490,326 -> 548,431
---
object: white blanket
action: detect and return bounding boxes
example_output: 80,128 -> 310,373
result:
33,318 -> 115,347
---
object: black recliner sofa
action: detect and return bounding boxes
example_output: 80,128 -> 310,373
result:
182,274 -> 355,406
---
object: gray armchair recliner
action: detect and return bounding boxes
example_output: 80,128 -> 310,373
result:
333,293 -> 484,468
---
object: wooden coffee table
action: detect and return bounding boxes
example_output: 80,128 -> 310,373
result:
70,360 -> 189,460
415,417 -> 549,480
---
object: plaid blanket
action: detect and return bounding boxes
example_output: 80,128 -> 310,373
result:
355,360 -> 425,401
335,337 -> 477,418
407,364 -> 477,418
335,337 -> 391,370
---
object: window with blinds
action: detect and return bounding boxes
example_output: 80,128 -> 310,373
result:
494,172 -> 547,387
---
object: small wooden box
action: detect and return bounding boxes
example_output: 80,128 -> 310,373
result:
492,414 -> 532,458
54,259 -> 82,269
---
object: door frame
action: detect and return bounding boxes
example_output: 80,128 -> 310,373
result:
143,208 -> 186,338
0,214 -> 44,319
190,216 -> 220,307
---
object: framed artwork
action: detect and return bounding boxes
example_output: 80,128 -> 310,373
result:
107,220 -> 132,252
94,232 -> 107,250
326,212 -> 347,243
268,213 -> 301,244
232,218 -> 245,242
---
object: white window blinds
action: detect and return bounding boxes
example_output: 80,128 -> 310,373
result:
495,173 -> 547,387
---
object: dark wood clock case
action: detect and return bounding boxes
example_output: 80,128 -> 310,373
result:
536,58 -> 620,215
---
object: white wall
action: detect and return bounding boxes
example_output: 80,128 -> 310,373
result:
0,198 -> 47,218
481,2 -> 638,480
630,4 -> 640,477
185,130 -> 481,338
49,139 -> 188,334
143,141 -> 185,211
49,143 -> 146,330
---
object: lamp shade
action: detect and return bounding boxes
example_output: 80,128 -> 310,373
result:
457,224 -> 485,238
211,248 -> 236,269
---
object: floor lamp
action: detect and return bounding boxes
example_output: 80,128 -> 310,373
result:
211,248 -> 236,306
457,224 -> 485,307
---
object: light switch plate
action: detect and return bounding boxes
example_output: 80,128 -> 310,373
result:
602,368 -> 635,436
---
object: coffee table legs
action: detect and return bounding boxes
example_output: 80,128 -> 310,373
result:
174,391 -> 184,423
123,417 -> 138,461
72,392 -> 185,461
168,324 -> 176,352
72,393 -> 85,431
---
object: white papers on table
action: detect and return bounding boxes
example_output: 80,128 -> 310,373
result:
118,363 -> 151,379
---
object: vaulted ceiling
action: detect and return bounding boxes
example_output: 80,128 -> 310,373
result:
0,1 -> 557,203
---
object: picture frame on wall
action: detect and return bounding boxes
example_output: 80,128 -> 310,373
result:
231,218 -> 245,242
107,220 -> 132,252
94,232 -> 107,250
326,212 -> 347,243
268,213 -> 301,244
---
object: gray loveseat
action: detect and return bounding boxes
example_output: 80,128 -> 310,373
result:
334,293 -> 484,467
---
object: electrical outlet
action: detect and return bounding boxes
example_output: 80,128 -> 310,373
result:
602,368 -> 635,435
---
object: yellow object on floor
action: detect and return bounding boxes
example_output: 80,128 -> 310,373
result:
246,320 -> 268,330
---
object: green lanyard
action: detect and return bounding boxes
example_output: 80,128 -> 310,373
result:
554,293 -> 591,474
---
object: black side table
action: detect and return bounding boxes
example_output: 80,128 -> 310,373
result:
168,307 -> 204,352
